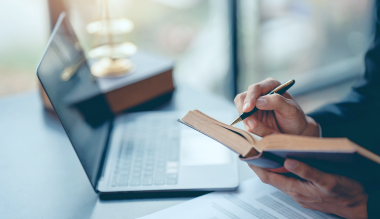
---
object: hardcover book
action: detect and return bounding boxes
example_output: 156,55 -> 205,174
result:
40,51 -> 174,115
179,110 -> 380,187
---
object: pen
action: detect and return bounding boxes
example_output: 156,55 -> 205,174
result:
230,79 -> 295,126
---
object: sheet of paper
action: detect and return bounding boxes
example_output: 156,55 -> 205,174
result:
139,177 -> 340,219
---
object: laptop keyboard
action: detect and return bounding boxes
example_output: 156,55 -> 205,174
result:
112,117 -> 180,187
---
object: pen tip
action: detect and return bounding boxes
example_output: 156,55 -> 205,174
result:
230,117 -> 242,126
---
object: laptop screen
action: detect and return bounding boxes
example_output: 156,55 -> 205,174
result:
36,13 -> 111,189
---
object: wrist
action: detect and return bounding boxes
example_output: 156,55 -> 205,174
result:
301,116 -> 320,137
346,194 -> 368,219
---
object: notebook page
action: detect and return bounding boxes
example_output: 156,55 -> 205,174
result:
138,177 -> 340,219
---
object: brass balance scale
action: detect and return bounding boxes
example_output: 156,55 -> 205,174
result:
87,0 -> 137,77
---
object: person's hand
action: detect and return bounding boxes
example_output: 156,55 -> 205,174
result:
234,78 -> 320,137
250,159 -> 369,219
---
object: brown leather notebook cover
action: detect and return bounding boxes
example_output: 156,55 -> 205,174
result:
179,110 -> 380,186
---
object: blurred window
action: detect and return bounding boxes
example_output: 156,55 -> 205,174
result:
67,0 -> 233,99
0,0 -> 49,96
0,0 -> 234,99
237,0 -> 375,94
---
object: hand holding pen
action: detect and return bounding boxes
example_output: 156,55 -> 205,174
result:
232,78 -> 320,137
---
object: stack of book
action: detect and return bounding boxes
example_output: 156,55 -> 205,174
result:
40,51 -> 174,115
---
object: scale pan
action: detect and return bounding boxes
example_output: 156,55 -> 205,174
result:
86,18 -> 134,35
89,42 -> 137,59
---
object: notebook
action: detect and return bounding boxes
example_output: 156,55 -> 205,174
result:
179,110 -> 380,186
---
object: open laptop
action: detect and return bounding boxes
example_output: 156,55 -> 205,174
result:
37,13 -> 239,194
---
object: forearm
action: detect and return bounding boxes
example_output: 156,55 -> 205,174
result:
308,103 -> 380,155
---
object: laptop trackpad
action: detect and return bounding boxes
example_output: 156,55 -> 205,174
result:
180,129 -> 232,166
